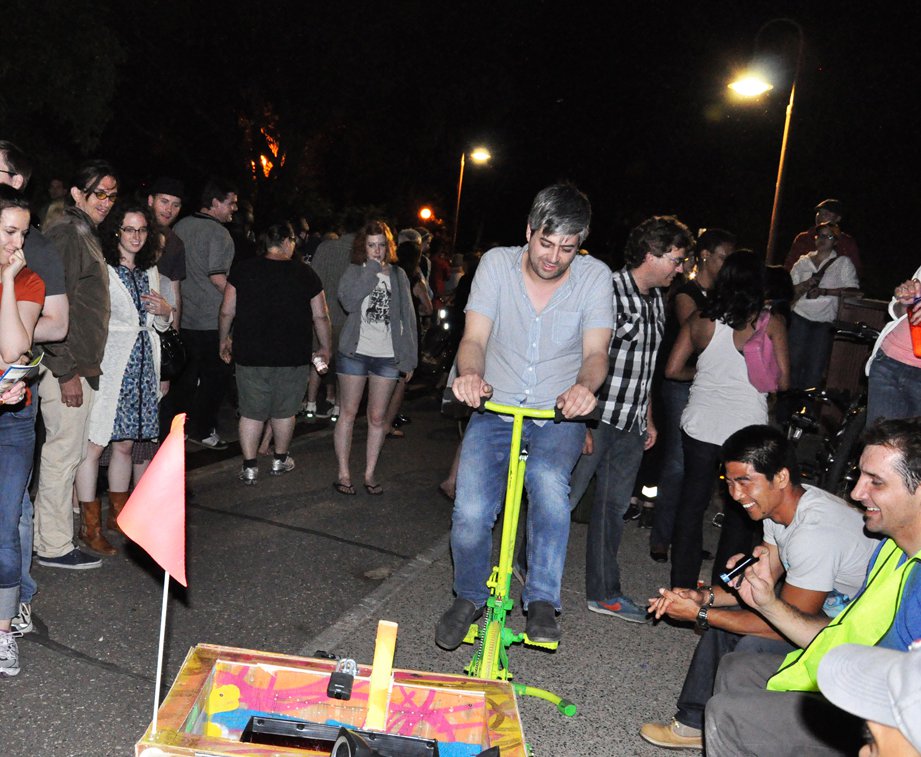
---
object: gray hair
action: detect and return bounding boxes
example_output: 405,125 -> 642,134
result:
527,184 -> 591,244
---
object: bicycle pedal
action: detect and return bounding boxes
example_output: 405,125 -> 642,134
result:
522,634 -> 559,650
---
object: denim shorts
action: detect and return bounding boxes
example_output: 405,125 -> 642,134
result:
336,351 -> 401,379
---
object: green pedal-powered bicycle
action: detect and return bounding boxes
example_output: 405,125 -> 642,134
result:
460,400 -> 594,718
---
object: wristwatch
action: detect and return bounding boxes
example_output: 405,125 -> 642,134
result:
696,605 -> 710,631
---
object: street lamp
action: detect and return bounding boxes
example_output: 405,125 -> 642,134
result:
452,147 -> 491,252
729,18 -> 804,265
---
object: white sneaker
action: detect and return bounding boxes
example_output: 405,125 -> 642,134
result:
0,630 -> 20,677
11,602 -> 32,634
238,466 -> 258,486
270,456 -> 295,475
190,430 -> 229,450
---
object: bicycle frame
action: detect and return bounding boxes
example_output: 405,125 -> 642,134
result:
460,401 -> 577,717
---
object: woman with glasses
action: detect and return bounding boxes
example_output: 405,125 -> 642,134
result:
74,202 -> 173,555
334,220 -> 417,495
664,250 -> 790,590
787,221 -> 860,397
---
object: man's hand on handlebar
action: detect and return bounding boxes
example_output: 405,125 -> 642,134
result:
452,374 -> 492,408
555,383 -> 597,420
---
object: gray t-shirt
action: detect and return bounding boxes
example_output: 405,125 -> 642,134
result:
465,246 -> 614,407
763,484 -> 878,603
174,213 -> 234,330
24,228 -> 66,297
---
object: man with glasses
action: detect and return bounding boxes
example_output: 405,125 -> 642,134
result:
783,198 -> 862,275
173,178 -> 238,450
569,215 -> 694,623
33,160 -> 117,569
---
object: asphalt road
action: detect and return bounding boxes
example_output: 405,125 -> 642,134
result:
1,391 -> 714,756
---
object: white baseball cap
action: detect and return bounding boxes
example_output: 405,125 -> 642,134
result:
817,642 -> 921,751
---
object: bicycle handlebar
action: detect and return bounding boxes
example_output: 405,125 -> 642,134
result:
831,320 -> 881,343
476,397 -> 602,423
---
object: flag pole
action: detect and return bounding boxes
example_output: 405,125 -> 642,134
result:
152,571 -> 171,735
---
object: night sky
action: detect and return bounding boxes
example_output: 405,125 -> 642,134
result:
4,1 -> 918,296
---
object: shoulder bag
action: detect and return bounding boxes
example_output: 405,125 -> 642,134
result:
743,309 -> 782,393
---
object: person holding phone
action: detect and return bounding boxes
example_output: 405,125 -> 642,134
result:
0,186 -> 44,677
333,221 -> 417,496
641,424 -> 876,750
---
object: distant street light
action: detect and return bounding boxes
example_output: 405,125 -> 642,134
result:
418,206 -> 434,221
729,18 -> 804,265
452,147 -> 491,252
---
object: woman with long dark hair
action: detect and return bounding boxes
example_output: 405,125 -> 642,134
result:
664,250 -> 789,588
74,202 -> 173,555
334,221 -> 417,495
650,228 -> 736,562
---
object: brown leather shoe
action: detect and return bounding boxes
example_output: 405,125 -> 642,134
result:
106,491 -> 130,534
79,499 -> 116,556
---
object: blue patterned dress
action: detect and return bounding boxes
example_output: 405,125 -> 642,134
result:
110,266 -> 159,441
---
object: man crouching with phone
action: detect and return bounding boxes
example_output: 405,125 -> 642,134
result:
640,424 -> 877,750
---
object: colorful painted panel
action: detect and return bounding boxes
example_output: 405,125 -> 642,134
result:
136,644 -> 527,757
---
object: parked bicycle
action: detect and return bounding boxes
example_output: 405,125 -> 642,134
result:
783,320 -> 880,499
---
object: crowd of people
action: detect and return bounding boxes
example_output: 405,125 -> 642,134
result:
2,143 -> 921,754
434,184 -> 921,756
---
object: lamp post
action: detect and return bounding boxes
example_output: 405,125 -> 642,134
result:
452,147 -> 491,253
729,18 -> 804,265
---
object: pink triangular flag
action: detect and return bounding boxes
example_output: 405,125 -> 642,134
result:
117,413 -> 187,586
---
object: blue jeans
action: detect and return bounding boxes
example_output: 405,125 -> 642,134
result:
650,379 -> 691,550
0,402 -> 36,620
569,423 -> 645,602
675,624 -> 794,729
451,412 -> 585,610
19,488 -> 36,605
867,351 -> 921,426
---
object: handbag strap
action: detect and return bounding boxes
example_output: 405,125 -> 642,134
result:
813,254 -> 840,282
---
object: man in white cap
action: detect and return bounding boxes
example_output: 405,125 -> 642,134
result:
818,642 -> 921,756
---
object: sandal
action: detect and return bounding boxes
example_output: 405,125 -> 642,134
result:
333,481 -> 356,496
364,482 -> 384,496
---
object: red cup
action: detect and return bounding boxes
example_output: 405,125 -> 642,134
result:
909,303 -> 921,358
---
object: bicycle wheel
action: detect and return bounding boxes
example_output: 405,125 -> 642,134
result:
822,407 -> 866,500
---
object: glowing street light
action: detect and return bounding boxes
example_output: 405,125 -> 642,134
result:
729,18 -> 804,265
452,146 -> 491,252
728,76 -> 773,98
418,206 -> 434,222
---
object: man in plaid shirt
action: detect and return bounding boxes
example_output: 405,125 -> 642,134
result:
572,215 -> 694,623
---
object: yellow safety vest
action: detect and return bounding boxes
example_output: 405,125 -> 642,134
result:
767,538 -> 921,692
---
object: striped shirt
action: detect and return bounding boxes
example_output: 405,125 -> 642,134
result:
600,268 -> 665,432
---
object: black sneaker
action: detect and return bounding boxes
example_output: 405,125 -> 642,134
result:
623,497 -> 642,521
435,598 -> 483,650
525,601 -> 560,643
36,548 -> 101,570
